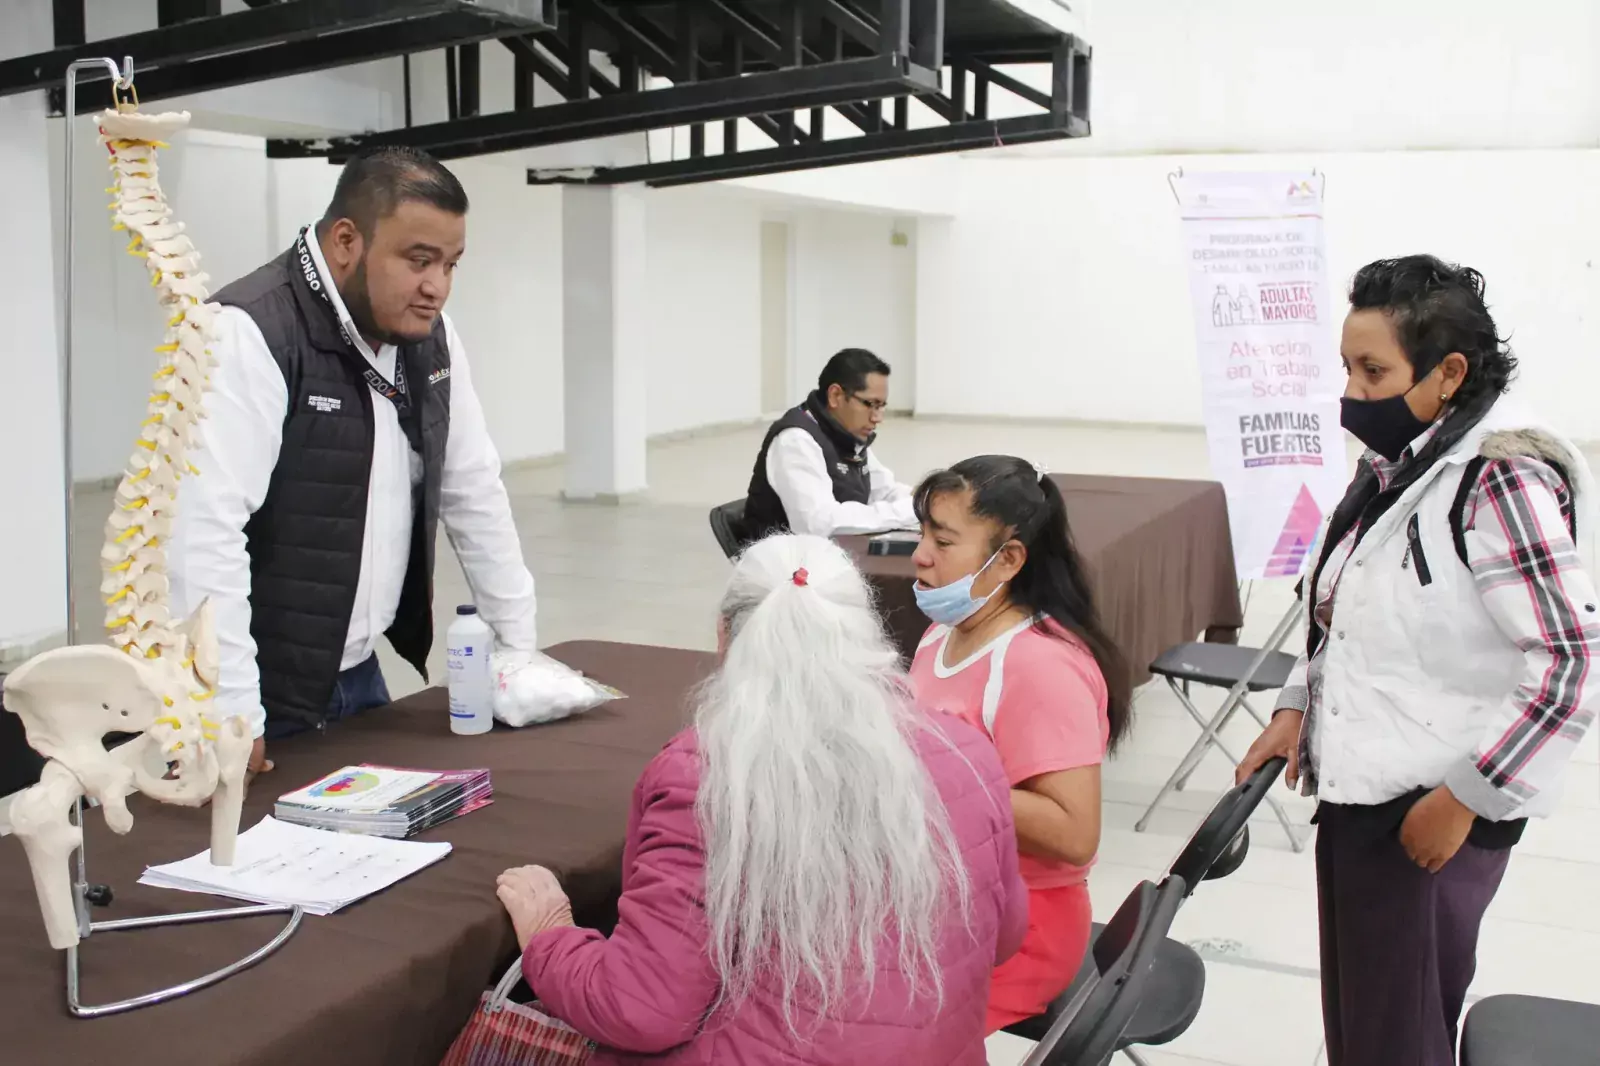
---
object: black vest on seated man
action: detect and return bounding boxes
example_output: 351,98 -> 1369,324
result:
213,239 -> 451,732
742,390 -> 873,545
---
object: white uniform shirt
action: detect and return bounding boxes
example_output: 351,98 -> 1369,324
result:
169,234 -> 537,738
764,427 -> 917,537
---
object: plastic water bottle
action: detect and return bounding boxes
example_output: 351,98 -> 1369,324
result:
446,605 -> 494,735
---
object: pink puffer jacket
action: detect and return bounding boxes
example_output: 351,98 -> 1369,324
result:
522,714 -> 1028,1065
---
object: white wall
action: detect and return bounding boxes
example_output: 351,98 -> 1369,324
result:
916,151 -> 1600,438
643,188 -> 763,437
57,123 -> 275,481
791,210 -> 919,409
907,0 -> 1600,441
441,164 -> 565,462
0,8 -> 68,654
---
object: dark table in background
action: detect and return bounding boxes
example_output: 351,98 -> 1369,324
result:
842,474 -> 1244,690
0,641 -> 711,1066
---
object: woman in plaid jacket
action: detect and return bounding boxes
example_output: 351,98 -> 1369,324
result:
1239,255 -> 1600,1066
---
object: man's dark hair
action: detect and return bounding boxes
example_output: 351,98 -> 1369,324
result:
816,348 -> 891,396
1348,255 -> 1517,407
321,145 -> 469,238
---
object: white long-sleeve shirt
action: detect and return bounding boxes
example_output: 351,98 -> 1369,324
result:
169,240 -> 536,739
764,427 -> 917,537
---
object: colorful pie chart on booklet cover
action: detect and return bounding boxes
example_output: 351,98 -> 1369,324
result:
309,771 -> 382,798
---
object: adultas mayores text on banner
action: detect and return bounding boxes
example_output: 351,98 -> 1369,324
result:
1174,170 -> 1348,581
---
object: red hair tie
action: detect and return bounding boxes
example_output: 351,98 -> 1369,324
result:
792,568 -> 809,587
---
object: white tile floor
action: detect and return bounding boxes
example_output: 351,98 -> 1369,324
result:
61,416 -> 1600,1065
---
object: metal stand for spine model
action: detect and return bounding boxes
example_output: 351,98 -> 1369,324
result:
57,56 -> 302,1019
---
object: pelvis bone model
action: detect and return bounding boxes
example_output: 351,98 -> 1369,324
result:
3,106 -> 250,950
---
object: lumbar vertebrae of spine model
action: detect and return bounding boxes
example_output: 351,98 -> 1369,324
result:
3,106 -> 250,951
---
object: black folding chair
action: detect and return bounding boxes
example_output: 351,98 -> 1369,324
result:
1006,758 -> 1289,1065
707,498 -> 747,559
1135,592 -> 1306,852
1021,876 -> 1188,1066
1460,994 -> 1600,1065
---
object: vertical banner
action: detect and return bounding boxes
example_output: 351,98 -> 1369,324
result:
1174,171 -> 1348,581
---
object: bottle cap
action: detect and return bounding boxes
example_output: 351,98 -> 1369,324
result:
456,605 -> 477,616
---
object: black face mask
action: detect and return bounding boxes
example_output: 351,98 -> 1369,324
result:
1339,382 -> 1431,462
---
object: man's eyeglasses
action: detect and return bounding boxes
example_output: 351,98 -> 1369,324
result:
850,394 -> 888,412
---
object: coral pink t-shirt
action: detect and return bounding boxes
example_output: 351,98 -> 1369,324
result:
908,614 -> 1110,890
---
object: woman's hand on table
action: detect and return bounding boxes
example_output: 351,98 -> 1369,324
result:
1236,709 -> 1302,787
497,865 -> 576,951
1400,786 -> 1477,873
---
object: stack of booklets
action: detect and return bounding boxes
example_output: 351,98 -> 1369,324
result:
274,763 -> 493,839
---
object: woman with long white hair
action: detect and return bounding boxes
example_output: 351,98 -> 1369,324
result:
496,534 -> 1028,1064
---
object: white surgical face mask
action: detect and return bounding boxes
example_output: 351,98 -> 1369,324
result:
913,550 -> 1005,626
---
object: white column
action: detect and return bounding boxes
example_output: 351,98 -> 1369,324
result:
560,185 -> 649,501
0,4 -> 68,661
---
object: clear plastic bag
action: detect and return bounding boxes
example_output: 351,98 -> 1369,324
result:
490,651 -> 624,728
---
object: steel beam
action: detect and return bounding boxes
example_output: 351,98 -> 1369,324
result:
459,42 -> 481,118
292,54 -> 935,162
522,30 -> 1093,190
1,0 -> 553,106
529,111 -> 1088,188
586,1 -> 675,76
52,0 -> 85,47
800,0 -> 879,52
711,2 -> 879,133
446,46 -> 460,122
961,56 -> 1050,111
502,36 -> 547,105
909,0 -> 944,69
157,0 -> 221,26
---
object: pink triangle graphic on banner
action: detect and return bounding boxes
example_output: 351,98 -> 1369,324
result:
1265,485 -> 1323,577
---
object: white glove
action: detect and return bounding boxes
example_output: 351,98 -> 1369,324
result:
490,649 -> 623,728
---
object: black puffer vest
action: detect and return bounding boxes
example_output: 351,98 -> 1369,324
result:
742,391 -> 873,545
213,244 -> 451,731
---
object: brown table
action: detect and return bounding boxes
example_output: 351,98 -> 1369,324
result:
0,641 -> 711,1066
843,474 -> 1244,690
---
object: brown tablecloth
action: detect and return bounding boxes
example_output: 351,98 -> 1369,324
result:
842,474 -> 1244,689
0,641 -> 711,1066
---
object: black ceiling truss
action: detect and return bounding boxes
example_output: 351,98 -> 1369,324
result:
0,0 -> 554,115
526,31 -> 1090,188
2,0 -> 1086,186
265,0 -> 950,162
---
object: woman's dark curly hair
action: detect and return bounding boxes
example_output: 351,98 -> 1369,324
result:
1348,255 -> 1518,407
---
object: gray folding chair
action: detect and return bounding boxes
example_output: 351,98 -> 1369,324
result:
1134,590 -> 1305,851
1461,995 -> 1600,1065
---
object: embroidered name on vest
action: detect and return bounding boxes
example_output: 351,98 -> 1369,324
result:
428,367 -> 451,385
308,394 -> 343,413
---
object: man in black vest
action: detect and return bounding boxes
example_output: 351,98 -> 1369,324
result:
742,348 -> 916,545
168,147 -> 537,780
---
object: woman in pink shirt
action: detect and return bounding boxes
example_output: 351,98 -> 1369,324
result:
906,455 -> 1133,1034
494,534 -> 1029,1064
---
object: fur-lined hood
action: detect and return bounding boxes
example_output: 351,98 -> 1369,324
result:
1464,404 -> 1596,572
1480,426 -> 1583,470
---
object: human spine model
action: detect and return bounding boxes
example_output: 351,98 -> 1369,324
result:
2,107 -> 250,951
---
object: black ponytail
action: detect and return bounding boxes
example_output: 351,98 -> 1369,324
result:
913,456 -> 1133,750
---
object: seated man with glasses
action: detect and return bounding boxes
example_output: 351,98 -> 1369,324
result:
741,348 -> 917,545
